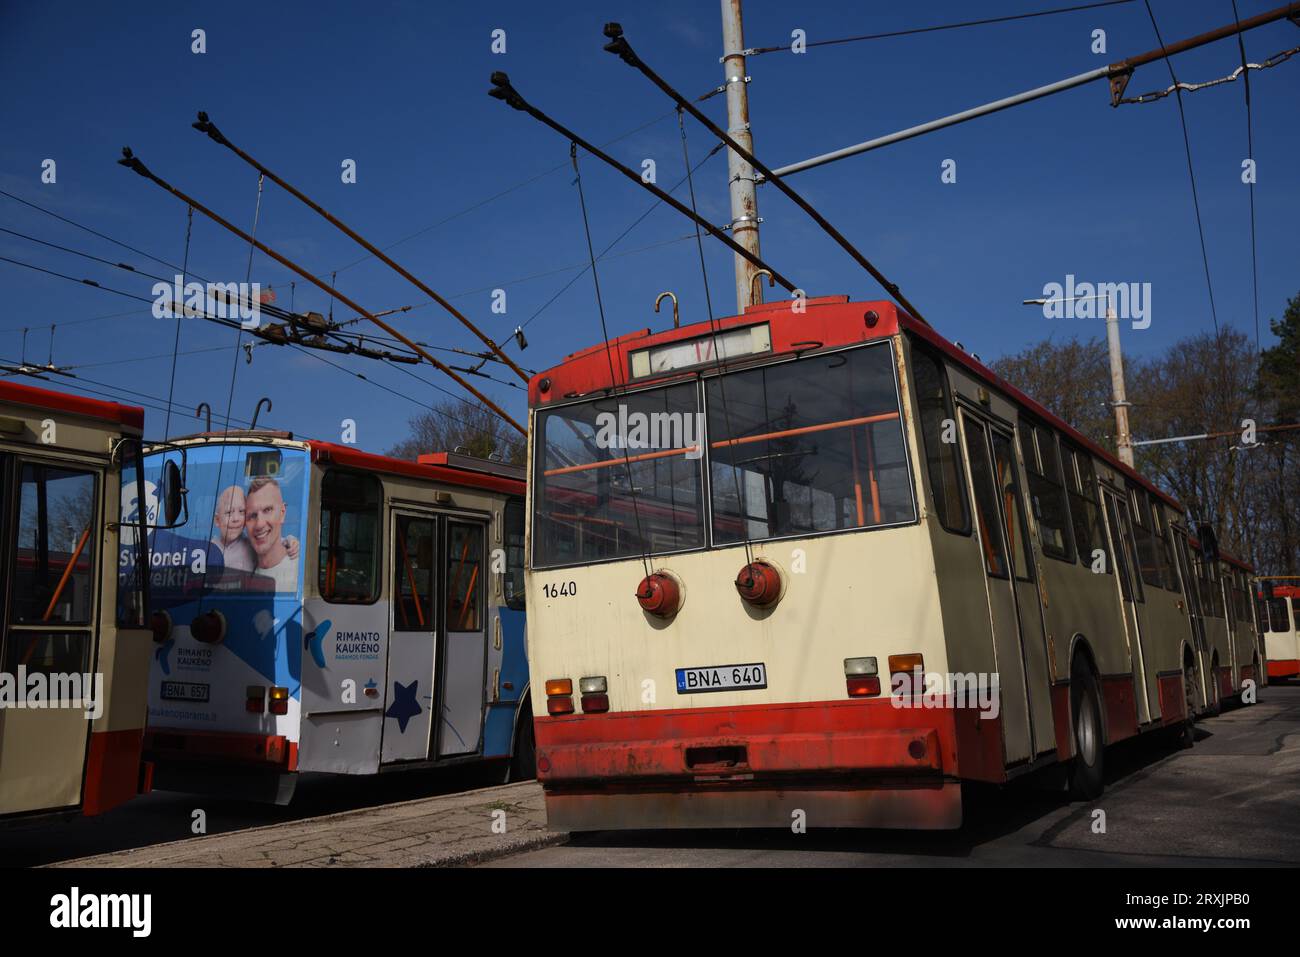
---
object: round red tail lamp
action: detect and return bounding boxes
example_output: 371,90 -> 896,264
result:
735,560 -> 782,607
190,609 -> 227,645
636,571 -> 682,618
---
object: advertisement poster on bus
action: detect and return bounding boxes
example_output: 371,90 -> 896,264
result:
120,443 -> 309,737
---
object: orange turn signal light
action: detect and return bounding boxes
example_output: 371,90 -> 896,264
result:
545,678 -> 573,697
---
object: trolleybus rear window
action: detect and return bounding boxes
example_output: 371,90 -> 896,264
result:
533,383 -> 704,568
707,343 -> 915,544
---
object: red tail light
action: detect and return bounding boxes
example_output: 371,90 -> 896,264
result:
246,685 -> 266,714
547,696 -> 575,715
581,693 -> 609,713
268,687 -> 289,715
847,676 -> 881,698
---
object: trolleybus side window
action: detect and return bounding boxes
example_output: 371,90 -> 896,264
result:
707,342 -> 916,544
1151,499 -> 1180,592
911,345 -> 970,535
319,469 -> 381,603
4,463 -> 97,675
1130,486 -> 1171,591
965,419 -> 1010,579
1062,443 -> 1109,574
991,430 -> 1033,581
504,497 -> 525,611
1266,596 -> 1290,632
393,514 -> 435,631
446,521 -> 483,631
1021,421 -> 1073,562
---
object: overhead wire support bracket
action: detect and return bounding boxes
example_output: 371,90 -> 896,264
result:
116,147 -> 525,436
603,22 -> 928,325
487,70 -> 799,298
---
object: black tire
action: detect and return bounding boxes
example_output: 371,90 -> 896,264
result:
1067,660 -> 1105,800
507,704 -> 536,782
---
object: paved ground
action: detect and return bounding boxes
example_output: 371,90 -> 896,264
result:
2,761 -> 521,867
41,779 -> 556,868
486,685 -> 1300,868
7,685 -> 1296,869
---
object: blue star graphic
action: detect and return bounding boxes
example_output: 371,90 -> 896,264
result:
384,679 -> 422,733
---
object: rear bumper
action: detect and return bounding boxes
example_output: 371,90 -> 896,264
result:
534,698 -> 996,830
144,728 -> 299,802
1267,659 -> 1300,680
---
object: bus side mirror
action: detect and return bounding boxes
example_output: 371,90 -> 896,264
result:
161,459 -> 186,526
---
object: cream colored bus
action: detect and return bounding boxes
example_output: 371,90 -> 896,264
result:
525,296 -> 1236,830
0,380 -> 158,822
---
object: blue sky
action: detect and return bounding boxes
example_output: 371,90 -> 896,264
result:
2,0 -> 1296,453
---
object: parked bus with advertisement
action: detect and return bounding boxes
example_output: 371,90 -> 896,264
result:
524,295 -> 1246,831
0,380 -> 160,822
137,434 -> 532,803
1260,583 -> 1299,682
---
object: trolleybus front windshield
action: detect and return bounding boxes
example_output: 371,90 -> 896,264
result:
532,341 -> 915,568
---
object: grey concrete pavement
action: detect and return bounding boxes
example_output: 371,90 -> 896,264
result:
46,780 -> 559,868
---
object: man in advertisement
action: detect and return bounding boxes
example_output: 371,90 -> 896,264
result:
244,476 -> 299,592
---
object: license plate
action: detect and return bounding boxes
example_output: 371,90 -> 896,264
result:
676,663 -> 767,694
161,681 -> 209,703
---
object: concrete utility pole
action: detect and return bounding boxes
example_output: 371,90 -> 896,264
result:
1024,293 -> 1135,466
721,0 -> 762,313
1105,298 -> 1135,467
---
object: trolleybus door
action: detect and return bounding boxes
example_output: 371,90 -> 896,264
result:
1099,487 -> 1153,724
959,411 -> 1052,764
381,510 -> 438,763
437,519 -> 487,758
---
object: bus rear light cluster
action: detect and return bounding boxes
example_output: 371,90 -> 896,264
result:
579,676 -> 609,713
191,609 -> 227,645
889,654 -> 925,695
150,610 -> 173,644
735,560 -> 781,607
268,686 -> 290,716
545,678 -> 574,715
246,685 -> 265,714
636,571 -> 682,618
844,657 -> 881,698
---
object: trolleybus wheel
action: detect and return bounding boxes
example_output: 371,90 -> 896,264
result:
508,703 -> 537,782
1067,661 -> 1105,800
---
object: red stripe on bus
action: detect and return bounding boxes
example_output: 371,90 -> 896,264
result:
1267,659 -> 1300,679
81,728 -> 145,816
0,379 -> 144,431
533,697 -> 1007,784
144,729 -> 294,767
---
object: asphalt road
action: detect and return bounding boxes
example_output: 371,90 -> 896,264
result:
485,684 -> 1300,868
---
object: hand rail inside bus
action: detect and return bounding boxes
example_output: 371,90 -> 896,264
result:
540,411 -> 901,477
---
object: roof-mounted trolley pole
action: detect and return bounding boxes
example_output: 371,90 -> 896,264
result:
189,112 -> 531,385
603,21 -> 927,325
768,2 -> 1300,178
487,71 -> 798,297
117,148 -> 526,436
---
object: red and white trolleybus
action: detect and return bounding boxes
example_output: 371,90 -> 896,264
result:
524,295 -> 1251,830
